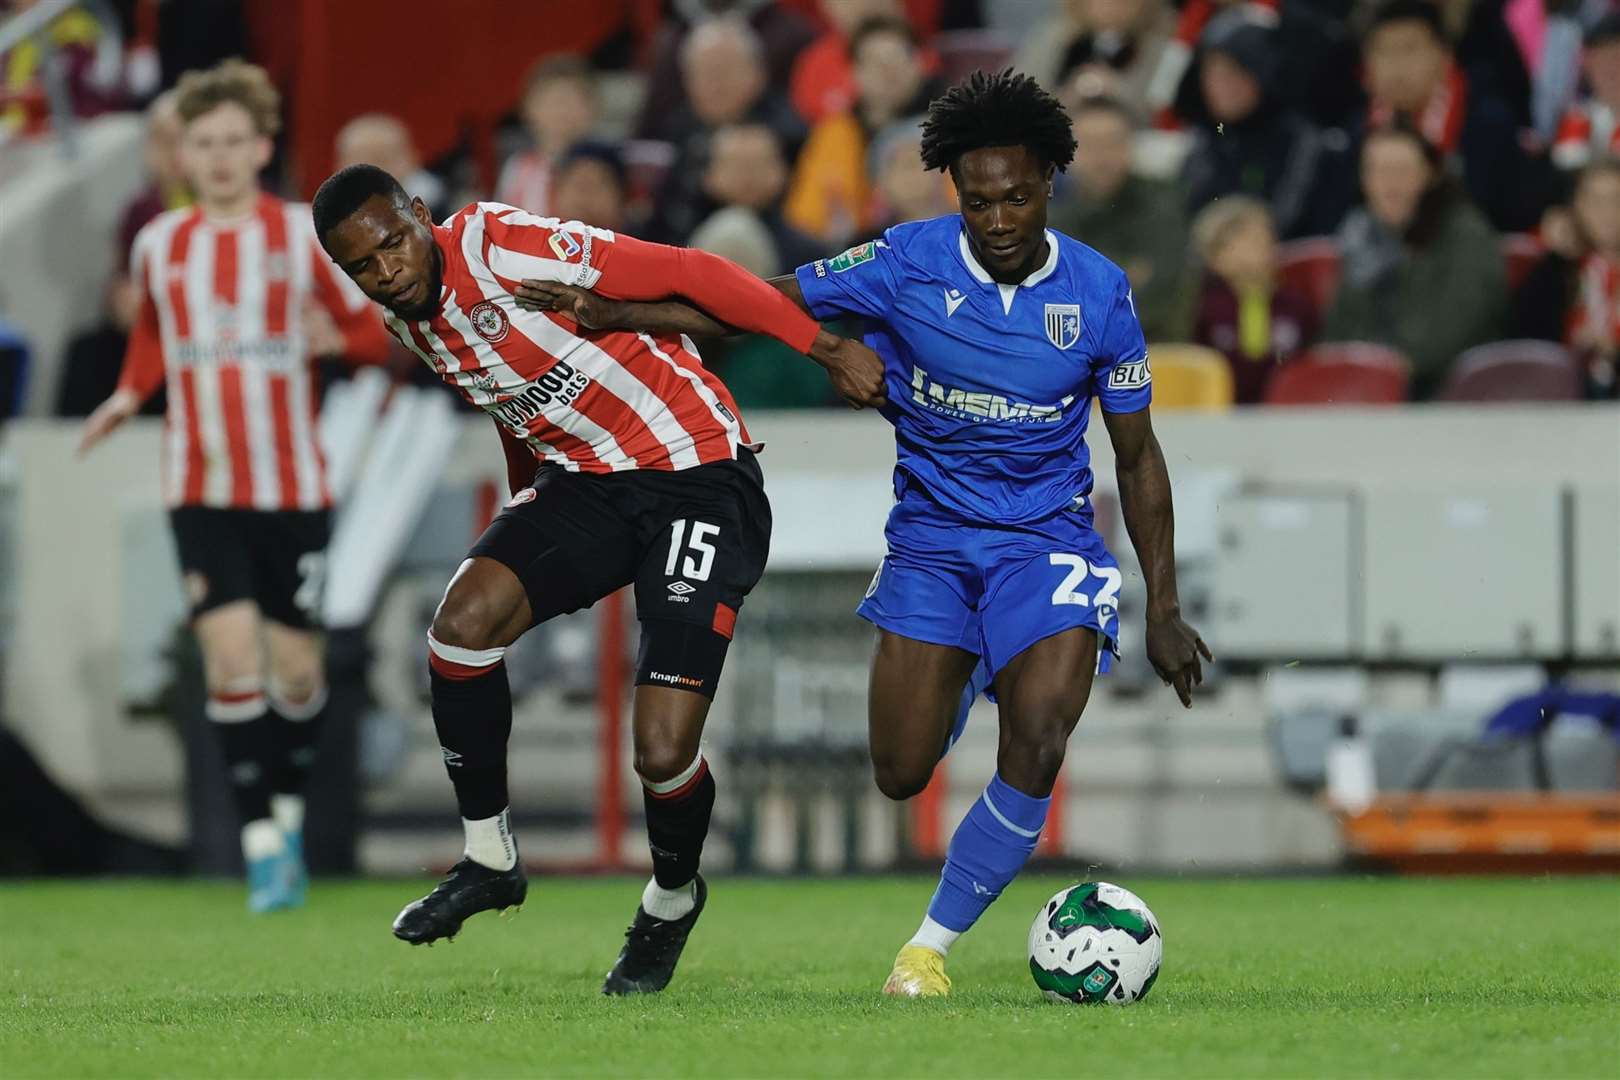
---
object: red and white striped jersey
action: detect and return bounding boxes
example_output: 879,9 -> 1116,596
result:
383,202 -> 761,475
119,194 -> 391,510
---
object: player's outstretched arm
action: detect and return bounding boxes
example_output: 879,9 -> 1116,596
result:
516,281 -> 731,339
513,242 -> 885,409
1102,406 -> 1214,708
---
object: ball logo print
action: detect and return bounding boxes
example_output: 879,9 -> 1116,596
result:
470,301 -> 510,344
1028,882 -> 1162,1005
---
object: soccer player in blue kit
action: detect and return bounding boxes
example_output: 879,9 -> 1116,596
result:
515,70 -> 1210,998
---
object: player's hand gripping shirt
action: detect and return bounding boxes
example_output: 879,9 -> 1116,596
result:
118,194 -> 392,510
795,215 -> 1152,524
382,202 -> 821,492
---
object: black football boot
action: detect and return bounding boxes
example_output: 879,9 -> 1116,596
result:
392,857 -> 527,945
601,874 -> 708,994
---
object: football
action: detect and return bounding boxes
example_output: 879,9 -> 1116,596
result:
1028,882 -> 1163,1005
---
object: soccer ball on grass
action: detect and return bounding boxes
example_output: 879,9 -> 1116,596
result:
1027,882 -> 1162,1005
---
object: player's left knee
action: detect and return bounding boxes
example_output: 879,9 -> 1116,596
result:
1000,717 -> 1072,793
634,737 -> 700,786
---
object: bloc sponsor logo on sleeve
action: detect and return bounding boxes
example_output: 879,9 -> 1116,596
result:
1107,354 -> 1152,390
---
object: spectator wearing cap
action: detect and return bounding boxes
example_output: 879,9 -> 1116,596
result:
1012,0 -> 1174,127
1188,195 -> 1317,404
550,142 -> 630,233
1513,158 -> 1620,399
495,56 -> 600,217
1181,5 -> 1354,240
784,15 -> 939,248
1551,15 -> 1620,173
1360,0 -> 1543,232
1324,124 -> 1506,400
1049,96 -> 1189,341
866,118 -> 956,232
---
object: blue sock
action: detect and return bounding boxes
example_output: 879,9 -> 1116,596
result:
925,772 -> 1050,933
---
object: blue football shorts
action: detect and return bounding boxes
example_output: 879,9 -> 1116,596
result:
857,473 -> 1124,688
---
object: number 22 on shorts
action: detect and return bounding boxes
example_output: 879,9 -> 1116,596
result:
1048,553 -> 1121,610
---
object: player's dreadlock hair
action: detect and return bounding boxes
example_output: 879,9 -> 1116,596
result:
311,164 -> 411,246
919,69 -> 1077,176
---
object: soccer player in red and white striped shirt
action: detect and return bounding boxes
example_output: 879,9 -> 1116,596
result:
312,163 -> 883,991
79,61 -> 390,913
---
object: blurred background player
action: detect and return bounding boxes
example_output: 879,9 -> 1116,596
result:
312,165 -> 883,992
77,59 -> 390,913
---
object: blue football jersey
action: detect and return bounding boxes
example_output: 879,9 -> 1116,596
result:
795,215 -> 1151,524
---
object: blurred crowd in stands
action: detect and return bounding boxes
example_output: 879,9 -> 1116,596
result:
8,0 -> 1620,413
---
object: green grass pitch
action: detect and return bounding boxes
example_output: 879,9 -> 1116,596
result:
4,875 -> 1617,1078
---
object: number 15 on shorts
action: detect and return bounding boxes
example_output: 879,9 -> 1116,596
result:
1049,554 -> 1122,625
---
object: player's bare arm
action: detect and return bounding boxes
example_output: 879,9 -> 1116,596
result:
1100,406 -> 1213,707
514,278 -> 887,410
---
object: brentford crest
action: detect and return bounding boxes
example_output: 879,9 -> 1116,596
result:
470,300 -> 510,343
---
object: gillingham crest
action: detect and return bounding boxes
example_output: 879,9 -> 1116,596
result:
1044,303 -> 1081,349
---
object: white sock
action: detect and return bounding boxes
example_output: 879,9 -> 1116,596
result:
463,808 -> 517,871
640,876 -> 696,921
271,794 -> 304,835
241,819 -> 286,862
907,915 -> 961,957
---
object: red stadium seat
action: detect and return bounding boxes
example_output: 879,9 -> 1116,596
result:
1439,340 -> 1584,402
934,30 -> 1014,84
1501,234 -> 1543,294
1276,237 -> 1341,315
1264,343 -> 1411,406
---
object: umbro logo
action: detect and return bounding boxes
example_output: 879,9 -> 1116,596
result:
441,747 -> 463,767
667,580 -> 696,598
944,287 -> 966,317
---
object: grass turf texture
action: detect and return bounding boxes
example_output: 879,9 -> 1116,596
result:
4,876 -> 1617,1078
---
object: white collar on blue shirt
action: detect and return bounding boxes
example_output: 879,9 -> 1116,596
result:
958,228 -> 1061,315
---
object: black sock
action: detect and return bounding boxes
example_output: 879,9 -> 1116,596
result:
269,689 -> 327,799
429,659 -> 513,820
211,708 -> 276,827
643,759 -> 716,891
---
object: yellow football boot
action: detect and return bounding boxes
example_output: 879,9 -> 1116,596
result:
882,944 -> 951,997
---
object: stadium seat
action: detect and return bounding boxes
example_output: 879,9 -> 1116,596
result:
1143,344 -> 1233,411
1263,343 -> 1411,406
1501,233 -> 1543,293
1439,340 -> 1584,402
1276,236 -> 1340,314
933,30 -> 1014,85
